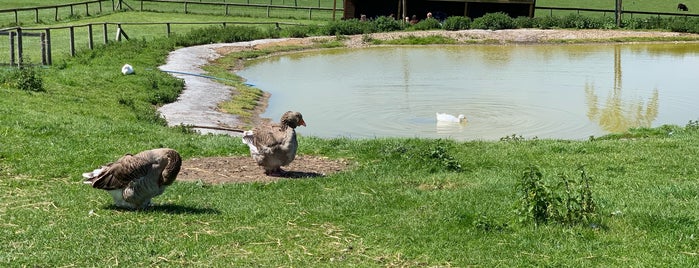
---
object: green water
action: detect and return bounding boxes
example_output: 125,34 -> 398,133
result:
237,43 -> 699,140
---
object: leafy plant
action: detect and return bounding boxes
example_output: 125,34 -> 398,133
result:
412,18 -> 442,30
372,15 -> 404,32
426,142 -> 462,172
516,166 -> 598,226
442,16 -> 471,31
10,65 -> 45,92
471,12 -> 516,30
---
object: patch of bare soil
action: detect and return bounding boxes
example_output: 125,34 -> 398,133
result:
177,155 -> 353,184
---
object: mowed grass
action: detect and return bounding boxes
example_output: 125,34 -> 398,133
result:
2,1 -> 699,267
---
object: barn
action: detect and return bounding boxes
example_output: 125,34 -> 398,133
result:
343,0 -> 536,21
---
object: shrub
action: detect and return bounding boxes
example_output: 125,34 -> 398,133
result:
412,18 -> 442,30
471,12 -> 516,30
531,15 -> 562,29
323,19 -> 373,35
442,16 -> 471,31
513,16 -> 535,28
174,25 -> 265,46
11,65 -> 45,92
372,16 -> 404,32
516,166 -> 598,226
282,25 -> 313,38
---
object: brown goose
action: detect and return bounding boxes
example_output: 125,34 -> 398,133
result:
242,111 -> 306,176
82,148 -> 182,209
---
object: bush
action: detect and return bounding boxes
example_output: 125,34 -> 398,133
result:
471,12 -> 516,30
516,166 -> 598,226
442,16 -> 471,31
174,25 -> 265,46
323,19 -> 373,35
532,15 -> 562,29
669,17 -> 699,33
11,66 -> 45,92
412,18 -> 442,30
513,16 -> 535,28
372,16 -> 404,32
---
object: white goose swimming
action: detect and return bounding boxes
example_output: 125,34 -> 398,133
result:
242,111 -> 306,176
436,112 -> 466,123
83,148 -> 182,209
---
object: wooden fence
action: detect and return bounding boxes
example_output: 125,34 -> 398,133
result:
0,0 -> 125,25
0,21 -> 301,66
537,6 -> 699,19
136,0 -> 339,20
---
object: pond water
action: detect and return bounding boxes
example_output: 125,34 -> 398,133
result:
236,43 -> 699,140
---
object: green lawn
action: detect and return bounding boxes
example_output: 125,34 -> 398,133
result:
2,0 -> 699,266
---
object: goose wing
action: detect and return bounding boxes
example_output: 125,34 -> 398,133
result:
246,123 -> 290,152
84,153 -> 155,190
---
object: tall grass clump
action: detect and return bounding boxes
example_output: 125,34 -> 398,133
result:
2,65 -> 45,92
412,18 -> 442,30
516,166 -> 598,226
442,16 -> 471,30
532,15 -> 563,29
373,15 -> 405,32
561,13 -> 616,29
173,25 -> 267,46
323,18 -> 373,35
471,12 -> 516,30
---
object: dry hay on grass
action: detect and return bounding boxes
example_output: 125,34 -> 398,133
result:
177,155 -> 352,184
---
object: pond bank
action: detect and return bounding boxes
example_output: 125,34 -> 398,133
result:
157,29 -> 699,136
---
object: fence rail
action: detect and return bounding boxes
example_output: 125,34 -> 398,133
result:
0,0 -> 123,25
0,21 -> 301,66
136,0 -> 339,20
537,6 -> 699,18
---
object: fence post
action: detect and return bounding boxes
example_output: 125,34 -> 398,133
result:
9,31 -> 15,66
35,8 -> 39,23
86,3 -> 90,16
225,4 -> 229,16
99,0 -> 103,13
55,7 -> 59,21
70,5 -> 75,17
185,2 -> 188,14
166,23 -> 171,37
16,28 -> 23,66
14,10 -> 18,25
103,23 -> 109,44
69,26 -> 76,56
308,8 -> 312,20
45,29 -> 52,65
41,33 -> 47,65
267,6 -> 270,17
88,24 -> 94,50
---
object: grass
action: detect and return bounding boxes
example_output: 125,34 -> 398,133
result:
2,1 -> 699,266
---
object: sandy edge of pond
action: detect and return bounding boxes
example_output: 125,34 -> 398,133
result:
157,29 -> 699,184
158,28 -> 699,137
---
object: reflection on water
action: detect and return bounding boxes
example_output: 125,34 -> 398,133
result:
585,46 -> 660,133
237,43 -> 699,140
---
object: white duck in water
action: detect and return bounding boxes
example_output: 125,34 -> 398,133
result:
83,148 -> 181,209
436,112 -> 466,123
242,111 -> 306,176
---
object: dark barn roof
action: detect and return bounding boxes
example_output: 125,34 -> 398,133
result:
343,0 -> 536,21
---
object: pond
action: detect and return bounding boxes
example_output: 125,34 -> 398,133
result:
236,43 -> 699,140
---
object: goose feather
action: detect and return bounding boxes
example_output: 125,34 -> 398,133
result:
242,111 -> 306,176
83,148 -> 181,209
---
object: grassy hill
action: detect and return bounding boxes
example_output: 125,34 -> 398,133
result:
2,0 -> 699,266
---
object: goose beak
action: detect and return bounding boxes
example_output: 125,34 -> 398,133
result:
299,119 -> 307,127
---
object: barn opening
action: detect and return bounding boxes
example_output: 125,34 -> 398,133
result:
343,0 -> 536,21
